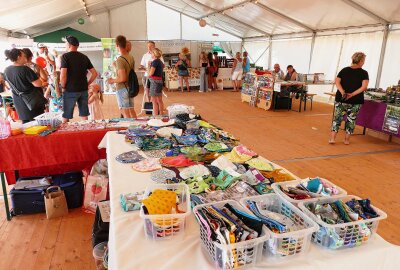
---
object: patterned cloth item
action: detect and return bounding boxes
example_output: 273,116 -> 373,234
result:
127,128 -> 156,137
186,119 -> 200,130
131,158 -> 162,172
135,137 -> 172,150
179,164 -> 210,180
156,127 -> 183,138
212,170 -> 239,190
185,128 -> 202,135
142,189 -> 177,215
166,147 -> 182,157
115,150 -> 145,164
198,120 -> 214,129
147,118 -> 175,127
234,145 -> 257,157
211,155 -> 237,171
205,165 -> 221,178
150,168 -> 177,184
175,113 -> 191,122
188,180 -> 209,194
240,168 -> 267,185
172,134 -> 198,146
160,155 -> 200,168
204,142 -> 229,152
143,149 -> 169,158
225,148 -> 253,163
245,158 -> 274,172
180,145 -> 206,156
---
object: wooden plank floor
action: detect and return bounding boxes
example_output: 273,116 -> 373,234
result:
0,89 -> 399,269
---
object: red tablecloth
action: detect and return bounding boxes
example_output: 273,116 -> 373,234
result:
0,129 -> 114,184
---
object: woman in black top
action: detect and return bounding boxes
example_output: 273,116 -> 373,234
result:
329,52 -> 369,145
4,48 -> 45,123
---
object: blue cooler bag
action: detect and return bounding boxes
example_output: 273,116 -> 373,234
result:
11,172 -> 84,215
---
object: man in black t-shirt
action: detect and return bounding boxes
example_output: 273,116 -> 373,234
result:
60,35 -> 97,123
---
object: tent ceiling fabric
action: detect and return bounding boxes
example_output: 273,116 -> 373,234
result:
1,0 -> 400,38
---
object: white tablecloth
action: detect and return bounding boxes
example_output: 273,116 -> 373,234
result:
100,131 -> 400,270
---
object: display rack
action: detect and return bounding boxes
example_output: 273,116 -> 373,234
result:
241,73 -> 274,110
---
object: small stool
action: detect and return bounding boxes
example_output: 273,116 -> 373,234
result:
304,93 -> 316,111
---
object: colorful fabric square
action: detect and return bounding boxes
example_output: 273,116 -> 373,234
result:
198,120 -> 213,128
166,147 -> 181,157
198,129 -> 217,143
204,142 -> 229,152
115,151 -> 145,164
254,182 -> 274,194
120,192 -> 143,211
240,168 -> 265,185
211,155 -> 237,171
234,145 -> 257,157
172,134 -> 198,146
160,155 -> 200,168
156,127 -> 183,138
186,119 -> 200,130
225,148 -> 252,163
260,169 -> 295,182
245,158 -> 274,171
131,158 -> 162,172
143,149 -> 169,158
147,118 -> 175,127
142,189 -> 177,214
205,165 -> 221,177
180,145 -> 205,156
212,170 -> 238,190
127,128 -> 155,137
150,168 -> 177,184
188,180 -> 209,194
135,137 -> 172,150
179,165 -> 210,180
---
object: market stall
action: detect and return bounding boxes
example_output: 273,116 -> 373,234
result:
97,113 -> 399,270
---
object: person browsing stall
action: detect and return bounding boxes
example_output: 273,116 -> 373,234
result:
60,35 -> 97,123
243,51 -> 251,74
231,52 -> 243,92
107,35 -> 137,119
139,41 -> 164,101
148,48 -> 165,116
329,52 -> 369,145
4,48 -> 45,123
177,53 -> 191,92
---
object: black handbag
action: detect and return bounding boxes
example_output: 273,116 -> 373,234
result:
144,101 -> 153,115
6,75 -> 47,111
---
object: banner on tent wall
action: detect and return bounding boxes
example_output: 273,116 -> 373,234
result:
8,38 -> 34,49
101,38 -> 118,94
35,42 -> 102,52
382,104 -> 400,135
157,40 -> 190,54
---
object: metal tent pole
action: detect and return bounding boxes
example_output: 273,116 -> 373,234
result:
308,32 -> 316,73
375,25 -> 390,88
268,37 -> 272,70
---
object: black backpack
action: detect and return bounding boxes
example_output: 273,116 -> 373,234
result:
120,56 -> 139,98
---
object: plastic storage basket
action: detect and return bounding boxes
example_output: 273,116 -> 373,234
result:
240,194 -> 319,259
298,195 -> 387,250
139,183 -> 191,240
272,177 -> 347,205
193,200 -> 269,270
34,112 -> 62,127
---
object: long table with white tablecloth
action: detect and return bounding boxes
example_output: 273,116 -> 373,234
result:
99,131 -> 400,270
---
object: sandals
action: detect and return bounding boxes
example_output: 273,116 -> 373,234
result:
328,139 -> 335,144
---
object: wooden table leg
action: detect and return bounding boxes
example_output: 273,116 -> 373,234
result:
1,172 -> 12,221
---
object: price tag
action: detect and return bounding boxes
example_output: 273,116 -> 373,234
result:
274,82 -> 281,92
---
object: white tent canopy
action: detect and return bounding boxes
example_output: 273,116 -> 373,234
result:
1,0 -> 400,88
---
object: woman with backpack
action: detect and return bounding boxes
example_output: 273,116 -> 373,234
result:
108,35 -> 137,118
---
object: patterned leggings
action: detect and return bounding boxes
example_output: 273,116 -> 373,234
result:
331,102 -> 361,134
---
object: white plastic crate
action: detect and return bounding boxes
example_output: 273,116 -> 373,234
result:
298,195 -> 387,250
139,183 -> 191,240
272,177 -> 347,205
240,194 -> 319,259
34,112 -> 62,127
193,200 -> 269,270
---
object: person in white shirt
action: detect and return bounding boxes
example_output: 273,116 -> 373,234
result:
139,41 -> 164,101
37,43 -> 56,78
272,63 -> 284,81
